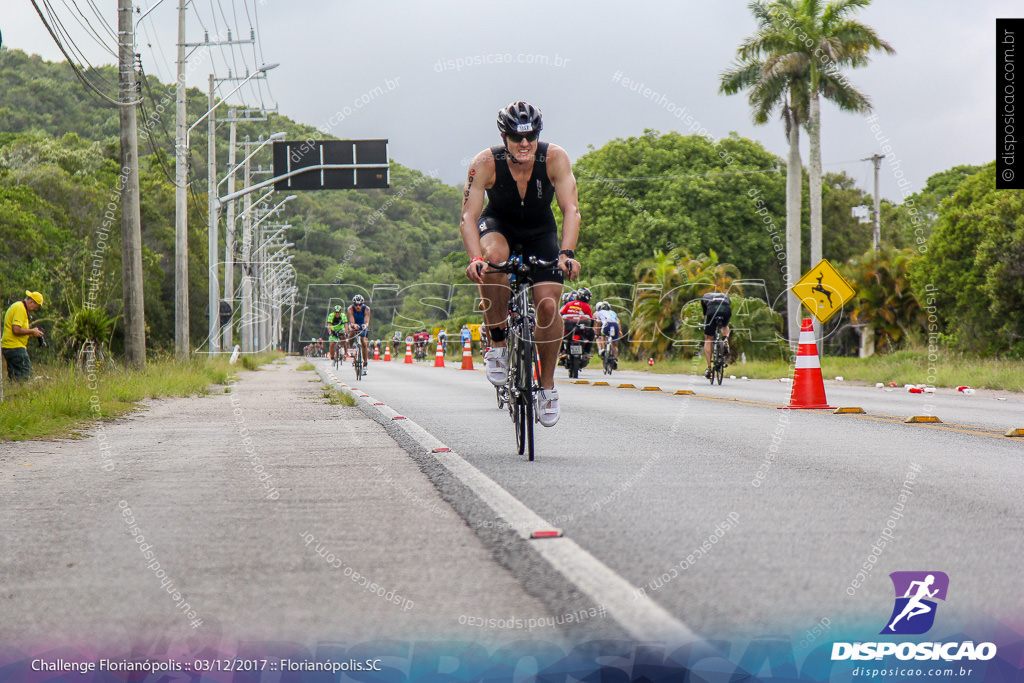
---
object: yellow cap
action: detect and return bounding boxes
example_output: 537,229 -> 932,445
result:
25,291 -> 44,306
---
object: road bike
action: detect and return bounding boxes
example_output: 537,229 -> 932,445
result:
600,344 -> 617,376
486,253 -> 558,461
710,328 -> 729,386
352,330 -> 367,381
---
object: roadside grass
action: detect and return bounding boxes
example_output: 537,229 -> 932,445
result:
322,387 -> 357,406
616,349 -> 1024,391
0,351 -> 283,442
296,361 -> 315,371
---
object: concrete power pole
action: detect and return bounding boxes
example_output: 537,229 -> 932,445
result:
870,154 -> 883,251
173,1 -> 189,359
240,145 -> 254,353
118,0 -> 146,369
207,73 -> 220,355
222,118 -> 237,351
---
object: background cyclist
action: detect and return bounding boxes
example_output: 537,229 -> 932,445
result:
559,287 -> 595,362
325,304 -> 348,362
347,295 -> 371,370
701,291 -> 732,379
594,301 -> 621,363
460,101 -> 581,428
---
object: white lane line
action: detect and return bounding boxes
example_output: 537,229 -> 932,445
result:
315,361 -> 701,646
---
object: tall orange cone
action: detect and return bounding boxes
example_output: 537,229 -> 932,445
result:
434,340 -> 445,367
373,342 -> 380,361
780,318 -> 834,409
460,340 -> 474,370
404,343 -> 413,364
384,344 -> 392,362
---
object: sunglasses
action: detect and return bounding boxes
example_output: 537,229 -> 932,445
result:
506,131 -> 539,143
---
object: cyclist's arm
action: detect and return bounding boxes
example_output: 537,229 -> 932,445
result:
363,308 -> 370,329
460,149 -> 495,284
547,144 -> 581,278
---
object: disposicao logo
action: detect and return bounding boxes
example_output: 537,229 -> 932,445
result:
881,571 -> 948,635
831,571 -> 997,662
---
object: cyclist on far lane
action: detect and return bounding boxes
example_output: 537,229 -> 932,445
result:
701,291 -> 731,379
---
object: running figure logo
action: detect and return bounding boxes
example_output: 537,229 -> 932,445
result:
881,571 -> 949,635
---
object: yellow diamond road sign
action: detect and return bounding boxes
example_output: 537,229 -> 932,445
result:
791,259 -> 857,323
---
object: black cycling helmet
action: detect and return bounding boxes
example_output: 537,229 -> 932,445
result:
561,291 -> 572,305
497,101 -> 543,137
352,294 -> 365,305
576,287 -> 592,303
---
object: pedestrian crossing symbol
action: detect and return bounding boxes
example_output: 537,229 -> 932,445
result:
791,259 -> 857,324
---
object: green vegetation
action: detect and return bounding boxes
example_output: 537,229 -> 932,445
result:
296,361 -> 316,371
0,351 -> 282,441
322,387 -> 357,406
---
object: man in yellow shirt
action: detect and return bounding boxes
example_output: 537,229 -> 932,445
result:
2,291 -> 45,381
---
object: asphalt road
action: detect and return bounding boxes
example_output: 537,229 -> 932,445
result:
330,356 -> 1024,642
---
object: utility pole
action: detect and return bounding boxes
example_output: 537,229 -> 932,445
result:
174,1 -> 188,359
207,72 -> 220,354
863,154 -> 884,251
222,117 -> 237,351
174,25 -> 256,359
240,140 -> 253,353
118,0 -> 146,369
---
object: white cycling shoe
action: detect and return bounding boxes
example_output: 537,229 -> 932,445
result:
484,347 -> 509,386
536,388 -> 560,427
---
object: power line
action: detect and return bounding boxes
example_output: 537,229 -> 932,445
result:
30,0 -> 140,107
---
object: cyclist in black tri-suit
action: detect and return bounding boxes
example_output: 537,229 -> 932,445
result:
701,291 -> 732,379
461,101 -> 582,428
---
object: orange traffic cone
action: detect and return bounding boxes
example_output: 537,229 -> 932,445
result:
404,343 -> 413,364
384,344 -> 392,362
434,340 -> 445,367
373,343 -> 380,361
780,319 -> 834,409
460,340 -> 474,370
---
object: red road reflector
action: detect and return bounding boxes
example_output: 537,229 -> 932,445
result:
432,447 -> 452,452
374,402 -> 384,405
530,530 -> 563,539
392,416 -> 407,420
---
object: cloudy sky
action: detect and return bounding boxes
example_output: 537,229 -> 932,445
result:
4,1 -> 1005,201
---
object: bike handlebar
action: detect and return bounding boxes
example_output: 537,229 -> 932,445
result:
485,255 -> 560,275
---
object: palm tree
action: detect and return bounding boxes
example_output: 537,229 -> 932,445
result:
720,1 -> 810,347
722,0 -> 893,345
631,250 -> 684,360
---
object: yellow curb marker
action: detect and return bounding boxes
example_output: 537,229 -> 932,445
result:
833,407 -> 866,414
641,386 -> 661,392
674,390 -> 695,395
905,415 -> 942,424
1005,428 -> 1024,437
617,383 -> 636,389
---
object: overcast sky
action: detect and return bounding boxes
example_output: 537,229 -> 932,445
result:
3,1 -> 1005,202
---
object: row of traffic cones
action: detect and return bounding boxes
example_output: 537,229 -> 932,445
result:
401,340 -> 476,371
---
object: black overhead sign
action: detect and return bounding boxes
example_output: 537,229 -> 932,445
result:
273,139 -> 389,191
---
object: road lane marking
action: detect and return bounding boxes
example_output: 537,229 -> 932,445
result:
313,362 -> 701,646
